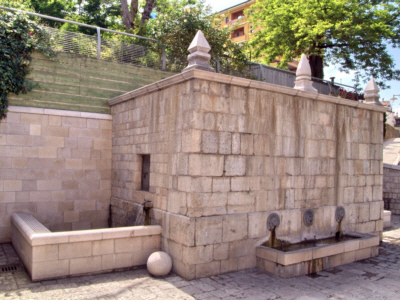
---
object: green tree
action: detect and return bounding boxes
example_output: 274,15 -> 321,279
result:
61,1 -> 121,35
249,0 -> 400,87
146,0 -> 248,73
0,9 -> 54,119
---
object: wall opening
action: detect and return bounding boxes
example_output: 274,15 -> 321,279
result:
141,155 -> 150,191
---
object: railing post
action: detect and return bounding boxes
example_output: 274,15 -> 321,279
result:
216,56 -> 220,73
259,63 -> 265,81
161,45 -> 166,71
96,27 -> 101,59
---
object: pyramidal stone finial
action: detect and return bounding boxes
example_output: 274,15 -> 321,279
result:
364,77 -> 382,106
182,30 -> 215,73
294,54 -> 317,93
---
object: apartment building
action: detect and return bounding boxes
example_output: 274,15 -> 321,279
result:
217,0 -> 298,71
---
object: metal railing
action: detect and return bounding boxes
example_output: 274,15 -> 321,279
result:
0,6 -> 166,70
249,63 -> 359,97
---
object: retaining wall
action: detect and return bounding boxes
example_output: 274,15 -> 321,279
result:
8,51 -> 174,114
383,163 -> 400,214
0,106 -> 112,242
109,69 -> 386,280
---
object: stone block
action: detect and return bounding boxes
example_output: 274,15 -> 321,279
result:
115,237 -> 142,253
182,130 -> 201,153
59,241 -> 92,259
231,177 -> 249,192
249,212 -> 268,238
223,214 -> 248,242
221,257 -> 238,273
70,256 -> 102,275
219,132 -> 232,154
241,134 -> 254,155
232,133 -> 241,154
4,180 -> 22,192
202,131 -> 218,153
195,261 -> 221,278
224,156 -> 246,176
227,192 -> 254,214
188,154 -> 224,176
312,243 -> 344,259
238,255 -> 257,269
92,240 -> 114,256
168,214 -> 195,246
369,201 -> 381,221
182,245 -> 213,264
32,259 -> 69,281
254,135 -> 269,156
32,245 -> 59,262
167,191 -> 187,215
214,243 -> 229,260
212,178 -> 230,193
195,216 -> 223,245
191,177 -> 212,193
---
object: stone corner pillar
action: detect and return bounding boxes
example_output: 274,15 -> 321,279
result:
364,77 -> 383,107
294,54 -> 318,94
181,30 -> 215,73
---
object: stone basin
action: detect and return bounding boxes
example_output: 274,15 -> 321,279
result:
256,232 -> 379,278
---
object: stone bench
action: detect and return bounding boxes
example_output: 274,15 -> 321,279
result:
11,212 -> 161,281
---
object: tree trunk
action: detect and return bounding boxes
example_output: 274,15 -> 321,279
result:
141,0 -> 156,25
130,0 -> 139,25
120,0 -> 132,31
309,55 -> 324,79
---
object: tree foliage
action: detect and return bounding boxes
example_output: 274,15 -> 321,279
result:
0,9 -> 54,119
146,0 -> 249,73
249,0 -> 400,87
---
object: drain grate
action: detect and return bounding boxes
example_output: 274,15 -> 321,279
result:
0,263 -> 23,273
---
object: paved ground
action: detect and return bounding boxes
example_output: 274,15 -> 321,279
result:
1,216 -> 400,300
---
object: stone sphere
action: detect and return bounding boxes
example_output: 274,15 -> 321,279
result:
147,251 -> 172,276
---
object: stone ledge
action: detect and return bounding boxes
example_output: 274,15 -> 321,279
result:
256,232 -> 379,278
11,213 -> 161,281
383,163 -> 400,171
8,106 -> 112,120
108,70 -> 387,113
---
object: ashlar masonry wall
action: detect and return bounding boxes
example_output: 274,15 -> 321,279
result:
0,106 -> 112,242
109,70 -> 385,280
383,163 -> 400,214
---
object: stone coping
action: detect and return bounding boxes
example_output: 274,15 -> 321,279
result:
383,163 -> 400,171
108,69 -> 388,113
256,232 -> 379,266
11,213 -> 161,246
8,106 -> 112,120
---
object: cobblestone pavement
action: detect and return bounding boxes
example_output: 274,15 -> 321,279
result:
1,216 -> 400,300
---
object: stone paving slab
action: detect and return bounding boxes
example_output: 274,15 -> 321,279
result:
1,216 -> 400,300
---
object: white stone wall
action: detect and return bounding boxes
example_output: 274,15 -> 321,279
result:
110,71 -> 384,279
0,106 -> 112,242
383,164 -> 400,214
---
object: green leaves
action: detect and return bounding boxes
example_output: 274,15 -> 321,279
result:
0,9 -> 54,119
145,0 -> 248,73
249,0 -> 400,86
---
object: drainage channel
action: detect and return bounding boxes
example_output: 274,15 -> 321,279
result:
0,263 -> 24,273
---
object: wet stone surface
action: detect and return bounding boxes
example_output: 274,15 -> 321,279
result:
1,215 -> 400,300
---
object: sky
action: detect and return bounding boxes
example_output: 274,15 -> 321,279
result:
204,0 -> 400,113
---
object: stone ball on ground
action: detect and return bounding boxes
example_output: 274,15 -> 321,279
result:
147,251 -> 172,276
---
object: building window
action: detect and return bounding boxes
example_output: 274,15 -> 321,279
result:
231,27 -> 245,38
225,17 -> 229,24
231,10 -> 244,20
141,155 -> 150,191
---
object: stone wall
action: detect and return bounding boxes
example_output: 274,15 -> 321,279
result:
0,106 -> 112,242
109,70 -> 385,280
9,51 -> 174,114
383,163 -> 400,214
